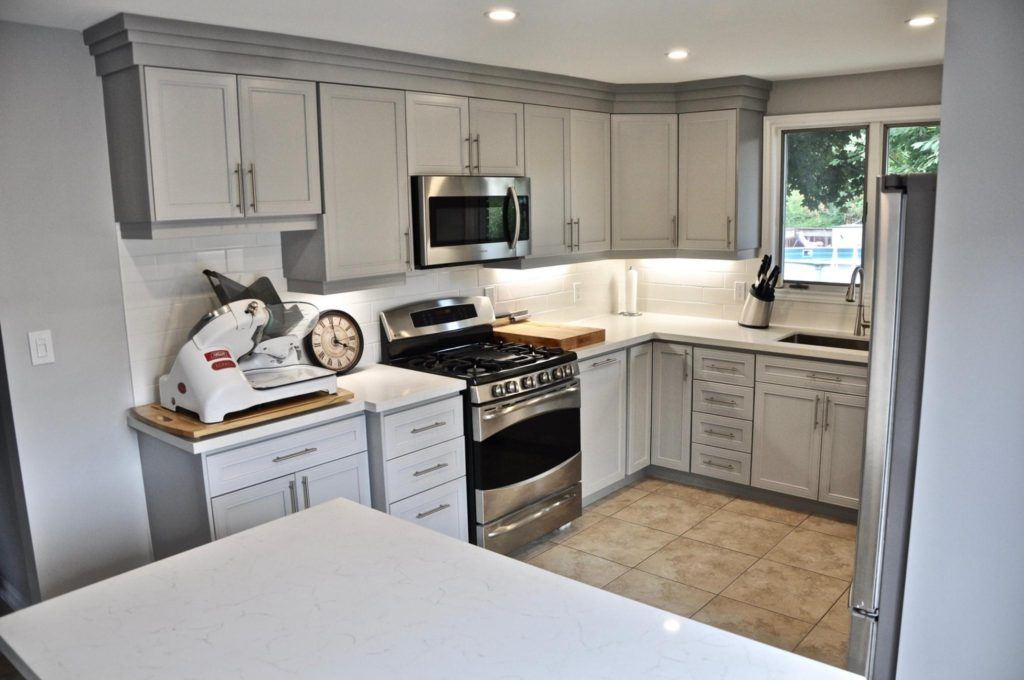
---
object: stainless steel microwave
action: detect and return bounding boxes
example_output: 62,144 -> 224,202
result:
412,176 -> 530,268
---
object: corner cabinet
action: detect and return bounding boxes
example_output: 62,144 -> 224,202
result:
570,110 -> 612,253
651,343 -> 693,471
282,84 -> 410,292
611,114 -> 679,250
677,109 -> 761,256
626,344 -> 654,474
580,350 -> 627,497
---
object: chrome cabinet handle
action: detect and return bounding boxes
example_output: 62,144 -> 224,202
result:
413,462 -> 449,477
411,421 -> 446,434
273,446 -> 318,463
566,219 -> 573,251
590,357 -> 618,368
726,216 -> 733,248
808,372 -> 843,383
573,218 -> 581,250
473,134 -> 481,172
824,396 -> 832,432
705,428 -> 736,440
707,363 -> 739,373
683,351 -> 689,381
416,503 -> 450,519
288,480 -> 299,513
234,163 -> 244,211
705,396 -> 738,406
464,136 -> 472,172
671,215 -> 678,246
248,162 -> 258,212
703,458 -> 735,471
301,475 -> 310,508
814,394 -> 821,429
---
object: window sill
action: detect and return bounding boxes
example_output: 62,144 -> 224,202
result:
775,286 -> 866,306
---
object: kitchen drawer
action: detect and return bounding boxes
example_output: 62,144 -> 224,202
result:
756,355 -> 868,396
692,411 -> 752,453
382,395 -> 464,460
693,348 -> 755,387
691,444 -> 751,485
389,477 -> 469,541
693,380 -> 754,420
206,416 -> 367,497
385,436 -> 466,503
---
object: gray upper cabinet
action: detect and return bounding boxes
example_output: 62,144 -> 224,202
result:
405,92 -> 471,175
611,114 -> 678,250
283,84 -> 410,290
524,105 -> 573,257
569,110 -> 612,253
144,67 -> 243,221
678,109 -> 761,256
469,98 -> 525,176
236,76 -> 321,216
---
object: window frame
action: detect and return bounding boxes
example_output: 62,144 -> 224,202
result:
762,106 -> 940,297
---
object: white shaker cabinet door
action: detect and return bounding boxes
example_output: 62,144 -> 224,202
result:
626,343 -> 654,474
405,92 -> 470,175
211,475 -> 296,539
752,383 -> 822,499
469,98 -> 525,176
299,453 -> 371,510
320,84 -> 410,280
569,110 -> 612,253
678,109 -> 737,251
651,343 -> 693,471
612,114 -> 679,250
237,76 -> 321,216
144,67 -> 242,221
580,350 -> 627,497
524,105 -> 572,256
819,393 -> 866,508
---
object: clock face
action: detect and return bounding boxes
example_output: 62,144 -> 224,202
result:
307,311 -> 363,374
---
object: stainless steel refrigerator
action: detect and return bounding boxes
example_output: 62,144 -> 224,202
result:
848,174 -> 937,678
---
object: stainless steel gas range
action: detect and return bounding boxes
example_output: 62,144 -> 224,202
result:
380,296 -> 582,554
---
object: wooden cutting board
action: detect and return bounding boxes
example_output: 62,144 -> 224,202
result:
493,322 -> 605,350
132,388 -> 355,440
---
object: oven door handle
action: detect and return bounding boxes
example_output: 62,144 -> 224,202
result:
485,382 -> 579,420
475,381 -> 580,441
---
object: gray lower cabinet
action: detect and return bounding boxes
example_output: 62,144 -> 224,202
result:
752,383 -> 823,499
283,84 -> 410,292
626,344 -> 654,474
651,342 -> 693,471
818,393 -> 866,508
580,350 -> 627,497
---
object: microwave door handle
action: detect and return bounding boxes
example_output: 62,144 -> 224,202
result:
502,187 -> 514,248
510,185 -> 521,251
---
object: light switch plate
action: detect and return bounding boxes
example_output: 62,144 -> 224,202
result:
28,330 -> 55,366
734,281 -> 748,303
572,282 -> 582,304
483,285 -> 497,305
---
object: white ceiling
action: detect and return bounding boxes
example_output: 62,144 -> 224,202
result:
0,0 -> 946,83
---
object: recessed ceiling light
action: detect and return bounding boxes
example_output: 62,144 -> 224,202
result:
667,49 -> 689,60
486,9 -> 517,22
906,15 -> 937,27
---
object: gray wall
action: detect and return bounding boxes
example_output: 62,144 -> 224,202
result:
767,65 -> 943,115
0,21 -> 152,599
897,1 -> 1024,678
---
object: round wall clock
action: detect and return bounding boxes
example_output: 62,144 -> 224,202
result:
306,310 -> 364,374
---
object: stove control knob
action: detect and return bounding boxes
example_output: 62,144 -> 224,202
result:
537,371 -> 551,385
491,384 -> 505,398
521,376 -> 535,389
505,380 -> 519,394
552,367 -> 564,380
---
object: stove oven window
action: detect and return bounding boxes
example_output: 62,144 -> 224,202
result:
476,408 -> 580,491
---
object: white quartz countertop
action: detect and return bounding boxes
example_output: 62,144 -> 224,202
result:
0,500 -> 856,680
126,364 -> 465,454
569,313 -> 869,364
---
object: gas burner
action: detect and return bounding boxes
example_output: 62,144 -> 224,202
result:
390,339 -> 576,385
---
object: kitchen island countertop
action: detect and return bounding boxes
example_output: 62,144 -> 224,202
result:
0,499 -> 856,680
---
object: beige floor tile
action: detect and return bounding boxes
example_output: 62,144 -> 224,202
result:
636,537 -> 756,593
564,517 -> 676,567
604,570 -> 715,617
722,560 -> 849,623
795,623 -> 851,669
548,512 -> 607,544
653,482 -> 734,508
527,545 -> 629,587
587,487 -> 649,515
819,589 -> 852,635
693,596 -> 813,651
612,493 -> 717,534
801,515 -> 858,540
684,510 -> 794,557
508,537 -> 556,562
722,498 -> 809,526
765,528 -> 856,580
630,477 -> 670,493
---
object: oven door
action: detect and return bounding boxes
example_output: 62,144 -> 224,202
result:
471,379 -> 581,525
414,176 -> 531,267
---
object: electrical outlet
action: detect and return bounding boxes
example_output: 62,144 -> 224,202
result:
734,281 -> 748,303
28,330 -> 55,366
572,282 -> 582,304
483,285 -> 497,305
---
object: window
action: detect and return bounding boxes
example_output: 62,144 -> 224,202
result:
764,107 -> 941,290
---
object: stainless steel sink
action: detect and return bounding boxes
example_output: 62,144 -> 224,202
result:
778,333 -> 870,352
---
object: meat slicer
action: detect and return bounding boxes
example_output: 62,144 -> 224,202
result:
159,298 -> 338,423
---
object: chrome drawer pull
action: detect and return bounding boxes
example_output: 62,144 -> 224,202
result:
416,503 -> 451,519
273,447 -> 318,463
705,396 -> 738,406
807,371 -> 843,383
590,357 -> 618,368
707,363 -> 739,373
411,421 -> 446,434
705,428 -> 736,439
703,458 -> 735,471
413,462 -> 449,477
